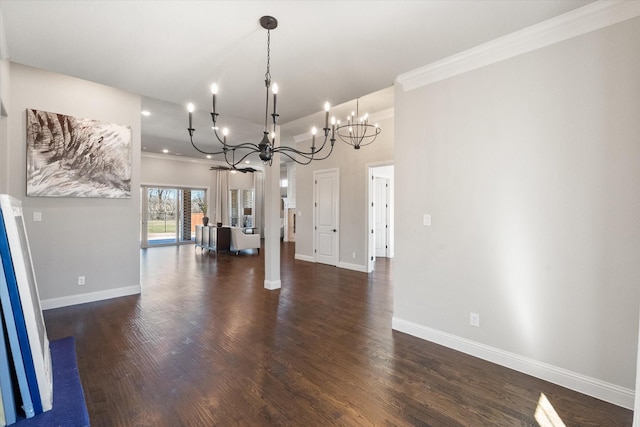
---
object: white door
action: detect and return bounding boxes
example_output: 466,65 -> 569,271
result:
374,177 -> 389,257
314,169 -> 339,266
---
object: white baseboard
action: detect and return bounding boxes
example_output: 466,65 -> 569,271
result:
294,253 -> 314,263
337,261 -> 368,273
294,254 -> 368,273
264,279 -> 281,290
392,317 -> 634,410
41,285 -> 141,310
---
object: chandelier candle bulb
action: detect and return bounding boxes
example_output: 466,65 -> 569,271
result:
187,103 -> 194,129
311,127 -> 317,150
210,83 -> 218,113
324,102 -> 330,128
272,83 -> 278,116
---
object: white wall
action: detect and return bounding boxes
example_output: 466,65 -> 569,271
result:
6,63 -> 141,308
0,58 -> 9,194
394,16 -> 640,407
295,114 -> 394,269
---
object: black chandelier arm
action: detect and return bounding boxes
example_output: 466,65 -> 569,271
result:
189,133 -> 229,156
276,143 -> 331,160
275,134 -> 336,162
208,127 -> 269,155
276,140 -> 336,165
222,147 -> 259,167
188,127 -> 267,163
274,127 -> 333,158
277,150 -> 316,165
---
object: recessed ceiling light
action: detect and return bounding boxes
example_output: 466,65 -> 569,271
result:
141,110 -> 151,116
162,149 -> 169,154
245,160 -> 250,164
206,155 -> 212,159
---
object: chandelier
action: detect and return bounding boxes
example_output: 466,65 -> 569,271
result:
187,16 -> 381,166
335,98 -> 381,149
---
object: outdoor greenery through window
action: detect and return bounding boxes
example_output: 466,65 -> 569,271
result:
141,186 -> 206,246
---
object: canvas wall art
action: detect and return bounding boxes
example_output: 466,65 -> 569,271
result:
26,109 -> 132,198
0,194 -> 52,415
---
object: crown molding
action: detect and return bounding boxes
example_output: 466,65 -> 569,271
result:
396,0 -> 640,92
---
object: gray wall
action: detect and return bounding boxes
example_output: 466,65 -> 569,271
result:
6,63 -> 141,306
295,114 -> 394,269
394,15 -> 640,396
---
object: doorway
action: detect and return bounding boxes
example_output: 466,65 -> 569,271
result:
368,165 -> 394,272
314,168 -> 339,266
140,186 -> 206,247
374,176 -> 390,258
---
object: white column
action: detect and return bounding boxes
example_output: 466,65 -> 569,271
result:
263,126 -> 281,290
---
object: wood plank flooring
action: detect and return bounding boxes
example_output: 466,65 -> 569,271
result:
43,243 -> 633,426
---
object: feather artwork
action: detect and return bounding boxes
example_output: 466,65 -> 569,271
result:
26,109 -> 132,198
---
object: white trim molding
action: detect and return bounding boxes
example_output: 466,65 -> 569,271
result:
392,317 -> 634,410
294,253 -> 314,263
337,261 -> 368,273
41,285 -> 141,310
294,254 -> 367,273
396,0 -> 640,92
264,279 -> 281,290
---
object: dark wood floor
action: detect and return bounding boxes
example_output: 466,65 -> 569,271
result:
43,243 -> 632,426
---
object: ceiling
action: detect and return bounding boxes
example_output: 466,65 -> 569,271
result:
0,0 -> 594,163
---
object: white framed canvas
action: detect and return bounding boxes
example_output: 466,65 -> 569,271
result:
0,195 -> 52,414
0,254 -> 21,423
26,109 -> 132,198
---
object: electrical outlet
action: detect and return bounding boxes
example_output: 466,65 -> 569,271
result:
78,276 -> 85,286
470,312 -> 480,327
352,252 -> 356,259
33,212 -> 42,222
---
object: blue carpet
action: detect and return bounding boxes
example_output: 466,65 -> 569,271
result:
16,337 -> 90,426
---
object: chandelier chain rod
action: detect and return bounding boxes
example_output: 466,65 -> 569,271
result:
264,29 -> 272,133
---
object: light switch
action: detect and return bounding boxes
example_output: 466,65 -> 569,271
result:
423,214 -> 431,226
33,211 -> 42,222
